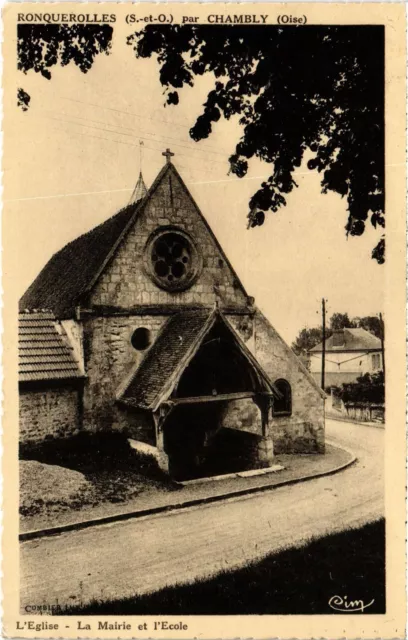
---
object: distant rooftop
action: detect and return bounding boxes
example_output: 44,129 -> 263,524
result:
310,327 -> 382,353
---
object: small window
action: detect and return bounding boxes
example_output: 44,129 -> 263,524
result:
131,327 -> 151,351
273,379 -> 292,416
372,353 -> 381,370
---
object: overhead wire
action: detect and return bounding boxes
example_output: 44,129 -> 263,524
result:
309,350 -> 377,367
39,113 -> 230,166
61,95 -> 232,154
45,125 -> 229,178
7,119 -> 249,203
17,97 -> 260,203
47,111 -> 230,162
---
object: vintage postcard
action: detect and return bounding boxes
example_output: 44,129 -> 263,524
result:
2,2 -> 406,638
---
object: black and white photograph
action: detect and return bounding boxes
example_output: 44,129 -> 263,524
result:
2,3 -> 406,638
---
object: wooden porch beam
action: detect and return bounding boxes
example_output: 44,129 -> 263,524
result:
168,391 -> 273,406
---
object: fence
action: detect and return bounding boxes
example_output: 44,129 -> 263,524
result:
328,390 -> 385,423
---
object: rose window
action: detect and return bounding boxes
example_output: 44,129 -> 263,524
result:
146,228 -> 201,291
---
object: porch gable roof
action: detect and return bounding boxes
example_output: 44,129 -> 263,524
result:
117,308 -> 278,412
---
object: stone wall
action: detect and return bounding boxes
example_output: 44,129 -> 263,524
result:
82,315 -> 166,434
220,397 -> 262,436
211,427 -> 272,471
115,406 -> 156,445
228,311 -> 325,454
343,403 -> 385,423
90,168 -> 248,309
20,385 -> 80,445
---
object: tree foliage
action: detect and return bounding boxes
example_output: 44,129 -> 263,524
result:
291,327 -> 323,356
17,87 -> 31,111
129,24 -> 385,262
17,24 -> 113,109
18,24 -> 113,79
353,315 -> 383,339
329,313 -> 383,338
331,371 -> 384,405
330,312 -> 353,331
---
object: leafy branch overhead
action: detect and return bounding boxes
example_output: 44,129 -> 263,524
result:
17,87 -> 31,111
17,24 -> 113,109
129,25 -> 385,262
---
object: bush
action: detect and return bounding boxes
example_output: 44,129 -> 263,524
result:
332,371 -> 384,405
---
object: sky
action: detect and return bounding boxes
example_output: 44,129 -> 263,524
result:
6,27 -> 384,344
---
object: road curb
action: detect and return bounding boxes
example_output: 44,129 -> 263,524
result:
20,446 -> 357,543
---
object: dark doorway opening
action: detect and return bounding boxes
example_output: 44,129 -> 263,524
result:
163,402 -> 264,481
175,321 -> 260,399
161,317 -> 272,481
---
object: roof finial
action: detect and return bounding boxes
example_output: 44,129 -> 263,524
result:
162,148 -> 175,164
139,140 -> 144,169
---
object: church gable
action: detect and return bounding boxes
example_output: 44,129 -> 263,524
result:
89,161 -> 249,310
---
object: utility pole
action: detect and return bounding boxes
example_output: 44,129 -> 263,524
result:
321,298 -> 326,390
379,312 -> 385,385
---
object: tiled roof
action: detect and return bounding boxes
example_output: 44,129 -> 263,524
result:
310,328 -> 382,352
19,311 -> 83,382
19,203 -> 137,319
119,309 -> 276,411
119,311 -> 212,410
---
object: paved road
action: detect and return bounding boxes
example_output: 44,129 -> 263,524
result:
20,420 -> 383,609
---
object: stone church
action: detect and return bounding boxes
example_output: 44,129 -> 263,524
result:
19,151 -> 325,480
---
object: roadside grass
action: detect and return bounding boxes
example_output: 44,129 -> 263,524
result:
19,460 -> 94,517
19,432 -> 179,518
64,518 -> 385,615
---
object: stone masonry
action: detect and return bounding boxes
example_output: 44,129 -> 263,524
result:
90,169 -> 248,309
229,312 -> 325,454
20,386 -> 80,445
82,315 -> 166,433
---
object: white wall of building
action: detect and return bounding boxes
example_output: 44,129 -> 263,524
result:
309,350 -> 382,376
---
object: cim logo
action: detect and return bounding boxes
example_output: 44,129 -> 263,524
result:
329,595 -> 375,613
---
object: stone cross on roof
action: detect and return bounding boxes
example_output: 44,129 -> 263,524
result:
162,148 -> 175,164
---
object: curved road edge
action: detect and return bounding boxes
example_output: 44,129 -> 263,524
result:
20,444 -> 356,544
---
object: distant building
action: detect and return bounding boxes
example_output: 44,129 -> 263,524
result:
309,328 -> 383,388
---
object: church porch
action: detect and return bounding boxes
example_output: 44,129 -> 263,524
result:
154,392 -> 274,481
117,308 -> 279,481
